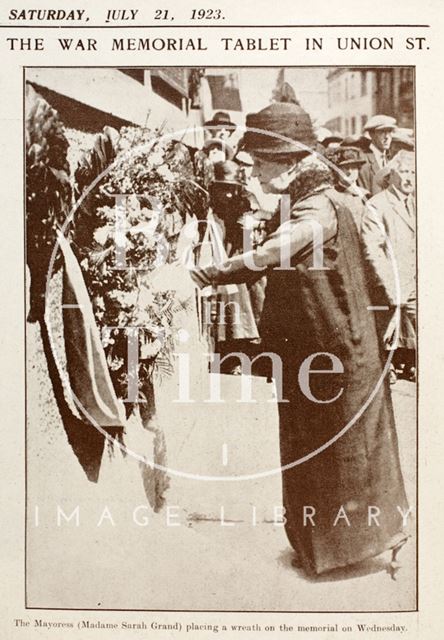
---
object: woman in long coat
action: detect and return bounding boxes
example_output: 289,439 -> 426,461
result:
191,102 -> 409,577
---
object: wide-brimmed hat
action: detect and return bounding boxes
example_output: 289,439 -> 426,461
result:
332,147 -> 366,168
242,102 -> 316,155
321,131 -> 343,147
204,111 -> 237,131
363,115 -> 397,132
203,137 -> 234,160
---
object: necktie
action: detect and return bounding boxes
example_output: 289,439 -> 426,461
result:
405,196 -> 414,219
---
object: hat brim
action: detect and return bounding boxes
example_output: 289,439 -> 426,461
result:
337,159 -> 366,168
211,179 -> 243,186
322,136 -> 343,145
364,125 -> 396,132
204,120 -> 237,129
246,142 -> 314,155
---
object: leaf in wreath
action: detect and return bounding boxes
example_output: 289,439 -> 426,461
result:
172,295 -> 193,315
89,244 -> 114,266
153,352 -> 174,380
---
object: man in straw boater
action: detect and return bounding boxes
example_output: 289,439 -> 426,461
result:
191,102 -> 410,578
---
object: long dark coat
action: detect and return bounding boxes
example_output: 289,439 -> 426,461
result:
195,185 -> 409,575
259,188 -> 408,575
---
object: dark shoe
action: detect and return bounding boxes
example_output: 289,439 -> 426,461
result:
387,537 -> 409,580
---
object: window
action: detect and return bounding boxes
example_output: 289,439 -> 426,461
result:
151,74 -> 185,110
349,74 -> 355,99
150,69 -> 190,111
361,71 -> 367,96
361,114 -> 368,131
351,117 -> 356,134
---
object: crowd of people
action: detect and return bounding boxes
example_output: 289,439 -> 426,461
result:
194,107 -> 416,383
189,102 -> 415,578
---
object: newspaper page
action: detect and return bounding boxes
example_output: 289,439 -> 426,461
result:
0,0 -> 442,638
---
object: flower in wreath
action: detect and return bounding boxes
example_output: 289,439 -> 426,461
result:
93,225 -> 113,246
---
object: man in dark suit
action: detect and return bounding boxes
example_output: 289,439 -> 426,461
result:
358,115 -> 397,196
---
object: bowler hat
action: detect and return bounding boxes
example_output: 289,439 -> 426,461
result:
363,115 -> 397,132
242,102 -> 316,155
204,111 -> 237,130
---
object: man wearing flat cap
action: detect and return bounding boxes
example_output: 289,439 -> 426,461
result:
191,102 -> 409,578
358,114 -> 397,196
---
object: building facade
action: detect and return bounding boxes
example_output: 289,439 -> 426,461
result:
325,67 -> 414,136
26,67 -> 207,148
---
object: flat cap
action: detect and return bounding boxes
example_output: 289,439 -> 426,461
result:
363,115 -> 397,131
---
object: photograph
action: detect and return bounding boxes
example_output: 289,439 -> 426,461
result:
25,65 -> 417,612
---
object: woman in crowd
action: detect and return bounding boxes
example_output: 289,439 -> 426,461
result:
205,160 -> 262,372
191,102 -> 409,578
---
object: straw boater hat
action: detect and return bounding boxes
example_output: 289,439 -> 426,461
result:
242,102 -> 317,155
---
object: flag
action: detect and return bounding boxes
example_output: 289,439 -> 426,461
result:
56,231 -> 127,427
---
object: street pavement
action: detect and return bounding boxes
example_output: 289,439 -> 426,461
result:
26,320 -> 416,611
